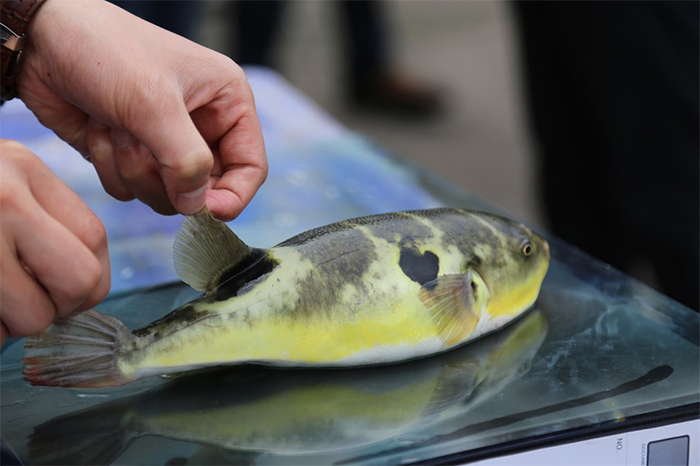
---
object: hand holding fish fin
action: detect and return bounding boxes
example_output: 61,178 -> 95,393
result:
173,207 -> 253,291
419,272 -> 484,347
23,310 -> 134,387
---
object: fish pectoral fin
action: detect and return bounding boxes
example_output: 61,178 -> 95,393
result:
423,359 -> 481,416
174,206 -> 255,291
419,273 -> 480,347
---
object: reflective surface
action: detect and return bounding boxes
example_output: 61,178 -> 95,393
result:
1,69 -> 698,465
1,236 -> 697,465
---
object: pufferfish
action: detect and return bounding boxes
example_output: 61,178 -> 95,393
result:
23,207 -> 550,387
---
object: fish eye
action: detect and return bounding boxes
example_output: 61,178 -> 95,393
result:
521,240 -> 534,257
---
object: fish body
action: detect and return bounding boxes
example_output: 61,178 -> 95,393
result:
24,208 -> 550,387
26,311 -> 548,465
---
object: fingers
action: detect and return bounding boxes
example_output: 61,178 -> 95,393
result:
27,155 -> 112,312
125,88 -> 213,215
91,88 -> 213,216
0,142 -> 110,339
213,113 -> 267,220
13,208 -> 106,316
110,129 -> 177,216
207,163 -> 268,222
0,242 -> 57,336
87,118 -> 133,201
191,85 -> 268,221
87,119 -> 177,214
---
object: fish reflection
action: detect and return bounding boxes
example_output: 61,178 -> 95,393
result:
28,310 -> 547,465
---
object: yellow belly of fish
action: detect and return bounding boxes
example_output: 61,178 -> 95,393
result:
140,379 -> 438,452
127,295 -> 443,376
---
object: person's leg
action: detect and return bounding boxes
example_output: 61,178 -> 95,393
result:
513,1 -> 699,310
338,1 -> 442,118
232,0 -> 287,68
111,1 -> 201,39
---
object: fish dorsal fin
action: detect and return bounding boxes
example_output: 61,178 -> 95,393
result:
173,207 -> 253,291
419,272 -> 484,347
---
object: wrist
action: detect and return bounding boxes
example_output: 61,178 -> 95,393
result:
1,0 -> 49,101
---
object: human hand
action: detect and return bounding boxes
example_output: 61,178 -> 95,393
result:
0,140 -> 110,345
17,0 -> 267,221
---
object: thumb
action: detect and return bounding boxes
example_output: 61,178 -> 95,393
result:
126,90 -> 213,215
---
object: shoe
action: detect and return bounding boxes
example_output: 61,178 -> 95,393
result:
349,70 -> 443,119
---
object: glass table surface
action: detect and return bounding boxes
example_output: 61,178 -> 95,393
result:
1,184 -> 697,465
1,69 -> 698,466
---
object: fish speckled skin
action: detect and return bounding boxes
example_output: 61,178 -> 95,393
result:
23,208 -> 550,387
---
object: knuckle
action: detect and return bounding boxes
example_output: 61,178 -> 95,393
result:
1,141 -> 39,172
160,152 -> 213,189
79,214 -> 108,254
118,149 -> 158,183
168,152 -> 213,179
260,161 -> 270,182
79,254 -> 104,293
94,279 -> 110,304
117,162 -> 141,183
0,184 -> 35,222
0,184 -> 20,213
102,183 -> 135,202
55,257 -> 103,313
1,139 -> 31,155
73,267 -> 111,312
207,51 -> 243,76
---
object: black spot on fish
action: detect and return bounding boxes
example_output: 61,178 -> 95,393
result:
206,251 -> 279,302
399,246 -> 439,285
134,251 -> 280,339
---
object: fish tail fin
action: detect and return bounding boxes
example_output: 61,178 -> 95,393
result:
23,309 -> 136,387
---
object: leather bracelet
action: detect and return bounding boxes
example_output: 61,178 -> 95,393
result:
1,0 -> 47,101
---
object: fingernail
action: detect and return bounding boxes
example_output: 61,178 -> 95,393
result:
176,186 -> 206,214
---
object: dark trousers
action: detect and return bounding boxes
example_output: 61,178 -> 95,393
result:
513,1 -> 699,310
111,1 -> 201,39
232,0 -> 389,84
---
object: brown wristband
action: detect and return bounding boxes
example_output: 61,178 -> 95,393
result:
1,0 -> 47,101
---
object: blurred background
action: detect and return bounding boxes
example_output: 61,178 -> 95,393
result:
199,1 -> 539,225
117,1 -> 536,223
113,0 -> 699,311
